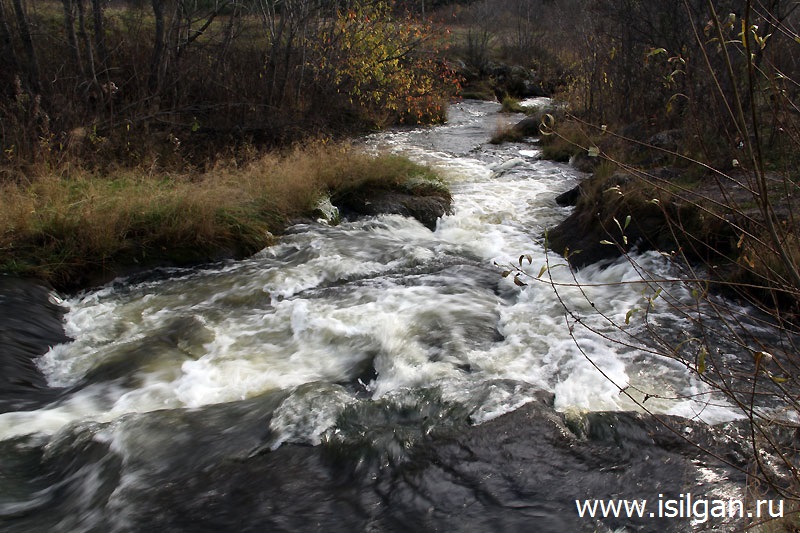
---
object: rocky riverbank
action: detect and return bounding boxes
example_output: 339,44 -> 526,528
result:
546,167 -> 736,270
527,116 -> 800,313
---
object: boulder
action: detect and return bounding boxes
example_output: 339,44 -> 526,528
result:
547,168 -> 734,269
555,185 -> 581,207
333,188 -> 452,231
512,116 -> 542,137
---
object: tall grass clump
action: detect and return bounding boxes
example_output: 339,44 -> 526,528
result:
0,144 -> 445,290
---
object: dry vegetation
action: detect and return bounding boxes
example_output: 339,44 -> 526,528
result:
0,145 -> 445,290
0,0 -> 457,171
499,0 -> 800,510
0,0 -> 459,290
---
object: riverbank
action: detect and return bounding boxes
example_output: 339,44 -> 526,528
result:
521,113 -> 800,319
0,144 -> 450,293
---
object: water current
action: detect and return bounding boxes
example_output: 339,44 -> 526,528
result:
0,100 -> 763,532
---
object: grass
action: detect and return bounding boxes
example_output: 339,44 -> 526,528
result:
500,97 -> 526,114
539,119 -> 594,162
0,144 -> 447,291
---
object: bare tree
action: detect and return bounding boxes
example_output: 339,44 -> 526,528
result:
61,0 -> 84,76
0,1 -> 20,78
11,0 -> 39,93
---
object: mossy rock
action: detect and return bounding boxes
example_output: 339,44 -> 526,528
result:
547,170 -> 735,269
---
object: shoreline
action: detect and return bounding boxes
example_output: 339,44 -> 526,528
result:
0,146 -> 451,295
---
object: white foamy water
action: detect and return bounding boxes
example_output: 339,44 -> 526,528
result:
1,100 -> 745,441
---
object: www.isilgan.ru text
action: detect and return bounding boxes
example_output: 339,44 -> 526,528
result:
576,494 -> 784,524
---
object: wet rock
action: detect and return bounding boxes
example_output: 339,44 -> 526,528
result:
546,187 -> 676,269
547,168 -> 734,269
0,277 -> 69,413
312,197 -> 340,224
334,188 -> 452,231
555,185 -> 581,207
109,395 -> 749,533
512,115 -> 542,137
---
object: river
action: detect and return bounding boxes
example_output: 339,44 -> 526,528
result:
0,100 -> 772,532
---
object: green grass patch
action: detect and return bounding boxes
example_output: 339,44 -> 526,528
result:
500,97 -> 525,114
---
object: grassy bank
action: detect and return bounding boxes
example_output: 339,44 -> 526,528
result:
0,145 -> 447,292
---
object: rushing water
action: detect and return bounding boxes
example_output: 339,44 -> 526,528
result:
0,101 -> 762,532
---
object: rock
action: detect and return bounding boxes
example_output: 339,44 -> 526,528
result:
547,171 -> 670,267
647,129 -> 683,151
555,185 -> 581,207
312,196 -> 340,224
547,168 -> 734,269
117,394 -> 749,533
0,277 -> 69,413
569,152 -> 599,173
333,188 -> 452,231
546,207 -> 624,267
506,100 -> 564,141
512,116 -> 542,137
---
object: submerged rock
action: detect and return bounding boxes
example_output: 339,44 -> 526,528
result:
0,277 -> 69,413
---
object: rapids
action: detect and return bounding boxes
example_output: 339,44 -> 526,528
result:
0,101 -> 767,532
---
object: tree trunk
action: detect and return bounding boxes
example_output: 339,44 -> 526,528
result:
0,1 -> 20,76
260,0 -> 288,107
90,0 -> 107,73
149,0 -> 166,96
11,0 -> 40,93
77,0 -> 97,86
62,0 -> 84,76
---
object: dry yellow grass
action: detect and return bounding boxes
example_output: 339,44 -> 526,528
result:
0,143 -> 444,290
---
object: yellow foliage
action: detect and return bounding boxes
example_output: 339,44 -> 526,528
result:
311,1 -> 457,124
